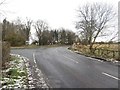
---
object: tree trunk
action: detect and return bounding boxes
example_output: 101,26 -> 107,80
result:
38,38 -> 41,46
89,43 -> 94,54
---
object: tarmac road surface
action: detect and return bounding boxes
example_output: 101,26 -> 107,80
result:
11,46 -> 119,88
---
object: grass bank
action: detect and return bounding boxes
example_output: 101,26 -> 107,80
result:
1,54 -> 28,89
69,44 -> 120,62
11,44 -> 70,49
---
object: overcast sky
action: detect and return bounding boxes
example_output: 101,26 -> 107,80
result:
0,0 -> 119,41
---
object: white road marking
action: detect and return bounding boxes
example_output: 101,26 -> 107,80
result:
95,59 -> 103,62
55,48 -> 78,64
63,55 -> 79,64
33,53 -> 37,64
102,72 -> 120,80
68,50 -> 74,53
87,57 -> 103,62
55,48 -> 58,52
69,49 -> 103,63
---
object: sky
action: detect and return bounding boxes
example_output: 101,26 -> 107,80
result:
0,0 -> 119,42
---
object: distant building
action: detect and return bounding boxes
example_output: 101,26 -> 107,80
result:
25,41 -> 29,45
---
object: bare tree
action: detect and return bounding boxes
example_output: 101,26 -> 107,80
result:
13,17 -> 32,43
0,0 -> 6,6
24,18 -> 32,41
75,3 -> 116,52
34,20 -> 48,45
0,0 -> 7,41
0,0 -> 8,16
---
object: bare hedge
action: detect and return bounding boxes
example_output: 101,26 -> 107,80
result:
2,41 -> 10,68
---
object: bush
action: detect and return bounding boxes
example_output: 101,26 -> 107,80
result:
5,34 -> 25,46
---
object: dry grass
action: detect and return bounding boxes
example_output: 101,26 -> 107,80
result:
72,43 -> 120,60
92,44 -> 118,51
74,43 -> 118,51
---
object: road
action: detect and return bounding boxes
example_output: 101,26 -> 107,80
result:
11,46 -> 119,88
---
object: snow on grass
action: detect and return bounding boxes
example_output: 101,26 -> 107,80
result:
1,54 -> 28,89
1,54 -> 49,89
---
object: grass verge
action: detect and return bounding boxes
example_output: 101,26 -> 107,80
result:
11,44 -> 70,49
1,54 -> 28,89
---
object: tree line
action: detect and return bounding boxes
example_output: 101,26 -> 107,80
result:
2,18 -> 32,46
2,18 -> 78,46
1,2 -> 117,49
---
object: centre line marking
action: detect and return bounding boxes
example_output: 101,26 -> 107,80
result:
102,72 -> 120,80
63,55 -> 79,64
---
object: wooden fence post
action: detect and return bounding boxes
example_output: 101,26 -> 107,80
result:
2,42 -> 10,68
